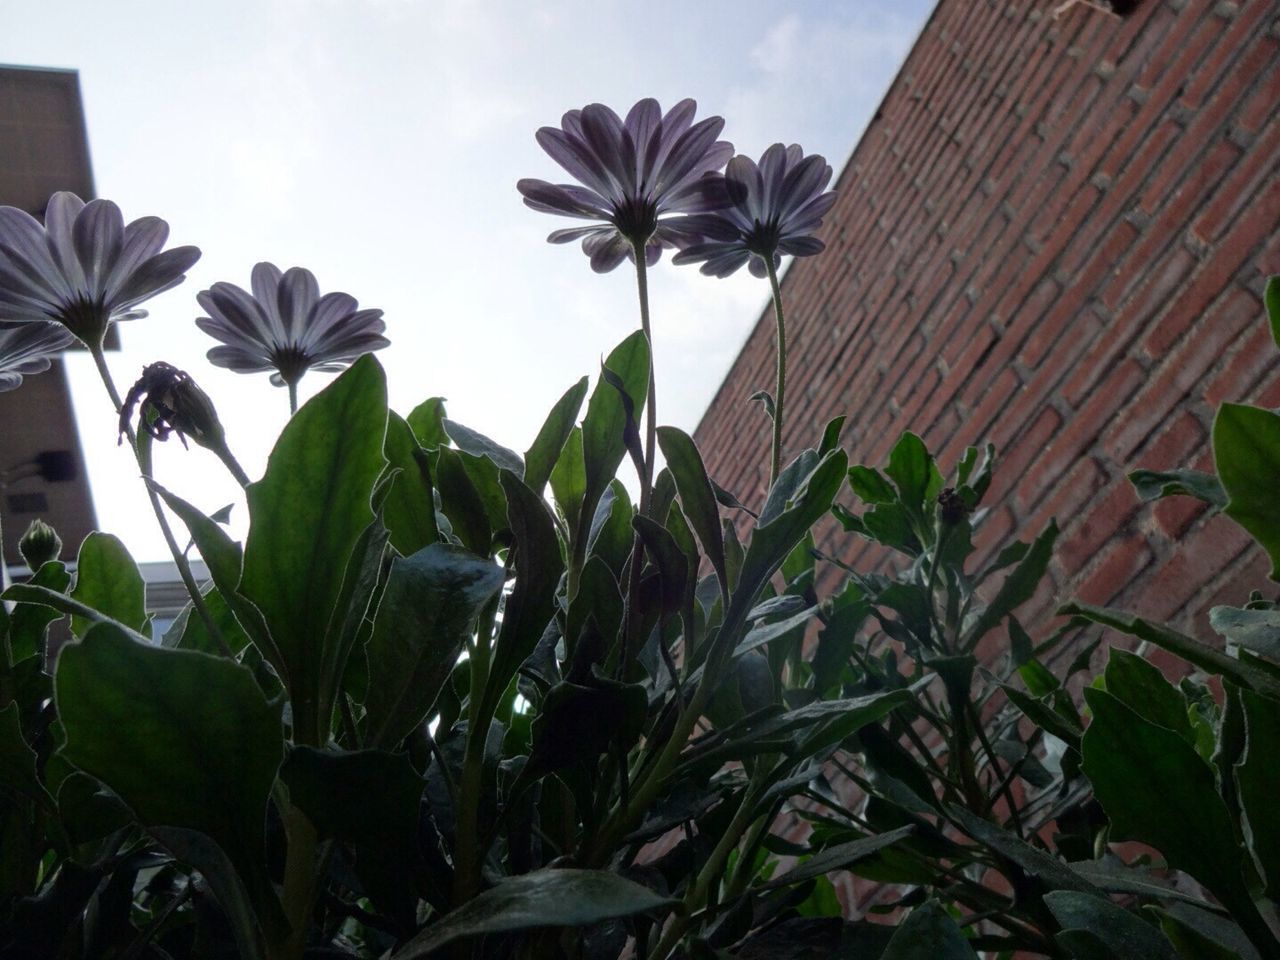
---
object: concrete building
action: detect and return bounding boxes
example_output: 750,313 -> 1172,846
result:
0,65 -> 98,574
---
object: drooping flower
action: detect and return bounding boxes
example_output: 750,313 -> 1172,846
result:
0,321 -> 76,392
517,98 -> 736,273
119,361 -> 225,450
0,192 -> 201,346
196,262 -> 388,388
672,144 -> 837,278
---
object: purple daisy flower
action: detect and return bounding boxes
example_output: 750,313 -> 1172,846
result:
0,321 -> 76,392
673,144 -> 837,278
517,97 -> 736,273
0,192 -> 201,346
196,262 -> 388,389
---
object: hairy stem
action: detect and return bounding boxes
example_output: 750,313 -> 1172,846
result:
765,257 -> 787,488
631,239 -> 657,511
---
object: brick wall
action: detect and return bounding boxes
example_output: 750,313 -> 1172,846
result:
694,0 -> 1280,647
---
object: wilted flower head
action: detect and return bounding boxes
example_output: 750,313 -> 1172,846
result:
0,321 -> 76,392
517,98 -> 735,273
673,144 -> 837,278
0,192 -> 200,346
196,262 -> 388,387
120,361 -> 225,450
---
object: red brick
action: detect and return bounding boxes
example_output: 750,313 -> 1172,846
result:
694,0 -> 1279,658
1075,537 -> 1153,606
1059,479 -> 1142,577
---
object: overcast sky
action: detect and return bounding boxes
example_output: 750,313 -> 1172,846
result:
1,0 -> 931,562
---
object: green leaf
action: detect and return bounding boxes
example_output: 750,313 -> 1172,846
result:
444,419 -> 524,475
759,825 -> 915,891
150,482 -> 282,669
481,472 -> 563,720
728,450 -> 847,655
392,868 -> 675,959
524,377 -> 589,497
68,533 -> 145,638
1102,648 -> 1195,741
5,560 -> 70,661
56,622 -> 285,945
1214,403 -> 1280,580
819,415 -> 846,456
527,677 -> 647,776
880,900 -> 978,959
406,396 -> 448,448
280,746 -> 423,848
1061,601 -> 1280,700
1001,684 -> 1082,751
657,426 -> 727,603
364,543 -> 505,749
1081,686 -> 1266,941
947,805 -> 1098,895
578,331 -> 649,548
1209,606 -> 1280,661
383,412 -> 440,556
964,521 -> 1058,649
885,433 -> 933,513
167,586 -> 250,657
1155,903 -> 1261,960
1265,275 -> 1280,349
0,703 -> 54,811
550,425 -> 586,534
1044,891 -> 1178,960
848,465 -> 897,504
149,482 -> 243,593
632,515 -> 688,616
1,583 -> 148,643
434,447 -> 493,555
1069,860 -> 1230,910
1236,688 -> 1280,898
1128,469 -> 1226,507
240,355 -> 388,742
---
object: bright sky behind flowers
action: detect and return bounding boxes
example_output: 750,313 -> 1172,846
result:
0,0 -> 930,561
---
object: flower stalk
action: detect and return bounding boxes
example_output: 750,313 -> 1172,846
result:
89,345 -> 234,659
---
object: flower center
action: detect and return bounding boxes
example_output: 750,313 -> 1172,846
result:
611,196 -> 659,245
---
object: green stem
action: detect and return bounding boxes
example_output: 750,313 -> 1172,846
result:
90,345 -> 233,659
280,802 -> 318,960
630,238 -> 656,513
647,777 -> 765,960
287,378 -> 299,416
214,442 -> 252,488
765,257 -> 787,488
452,595 -> 498,908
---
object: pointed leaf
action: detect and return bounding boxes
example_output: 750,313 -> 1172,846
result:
1044,891 -> 1178,960
760,825 -> 915,891
525,377 -> 589,497
241,355 -> 388,741
657,426 -> 726,602
881,900 -> 978,959
1128,469 -> 1226,507
406,396 -> 448,448
364,543 -> 505,749
578,331 -> 649,547
392,868 -> 675,959
384,412 -> 440,555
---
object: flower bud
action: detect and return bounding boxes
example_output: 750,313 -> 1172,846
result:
120,362 -> 226,451
19,519 -> 61,568
937,487 -> 970,527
